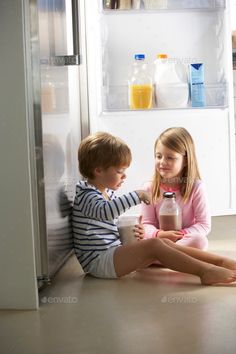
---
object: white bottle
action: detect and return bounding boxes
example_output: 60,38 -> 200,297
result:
129,54 -> 153,109
154,54 -> 189,108
159,192 -> 182,231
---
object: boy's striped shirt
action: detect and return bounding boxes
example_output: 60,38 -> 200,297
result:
72,180 -> 140,272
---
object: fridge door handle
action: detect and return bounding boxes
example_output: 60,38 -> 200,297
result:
51,0 -> 81,66
72,0 -> 80,59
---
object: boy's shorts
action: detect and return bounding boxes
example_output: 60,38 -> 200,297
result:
88,246 -> 118,279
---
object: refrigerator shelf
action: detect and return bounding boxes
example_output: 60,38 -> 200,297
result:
102,83 -> 228,111
102,0 -> 225,12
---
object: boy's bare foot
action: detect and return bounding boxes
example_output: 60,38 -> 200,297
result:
200,265 -> 236,285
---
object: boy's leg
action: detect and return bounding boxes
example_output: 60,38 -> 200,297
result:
113,238 -> 236,284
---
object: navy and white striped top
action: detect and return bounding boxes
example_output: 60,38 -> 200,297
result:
72,180 -> 140,272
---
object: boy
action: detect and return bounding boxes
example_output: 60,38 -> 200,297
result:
72,132 -> 236,285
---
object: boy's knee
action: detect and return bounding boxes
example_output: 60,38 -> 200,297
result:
161,238 -> 174,246
145,237 -> 164,249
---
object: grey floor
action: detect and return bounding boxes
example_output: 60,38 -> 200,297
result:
1,216 -> 236,354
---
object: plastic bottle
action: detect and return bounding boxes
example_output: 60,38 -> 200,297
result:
159,192 -> 182,231
129,54 -> 153,109
154,53 -> 189,108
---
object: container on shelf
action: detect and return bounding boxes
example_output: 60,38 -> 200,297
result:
189,63 -> 205,107
119,0 -> 132,9
143,0 -> 167,10
129,54 -> 153,109
132,0 -> 141,9
154,54 -> 189,108
103,0 -> 119,9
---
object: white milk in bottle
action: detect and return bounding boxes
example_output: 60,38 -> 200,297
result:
154,54 -> 189,108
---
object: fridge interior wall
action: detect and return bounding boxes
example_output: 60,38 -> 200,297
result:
85,0 -> 236,215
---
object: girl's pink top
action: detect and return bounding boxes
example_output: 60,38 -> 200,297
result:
141,180 -> 211,238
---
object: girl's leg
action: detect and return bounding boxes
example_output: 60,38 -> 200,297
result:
113,238 -> 236,285
162,238 -> 236,270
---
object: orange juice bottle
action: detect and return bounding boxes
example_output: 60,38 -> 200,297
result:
129,54 -> 153,109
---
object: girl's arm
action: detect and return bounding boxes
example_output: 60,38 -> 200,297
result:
182,181 -> 211,236
141,202 -> 159,238
140,182 -> 160,238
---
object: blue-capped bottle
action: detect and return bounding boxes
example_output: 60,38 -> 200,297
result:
129,54 -> 153,109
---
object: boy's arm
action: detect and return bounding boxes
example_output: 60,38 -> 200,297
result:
74,189 -> 147,221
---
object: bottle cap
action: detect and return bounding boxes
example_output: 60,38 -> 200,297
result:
157,54 -> 168,59
163,192 -> 175,198
134,54 -> 145,60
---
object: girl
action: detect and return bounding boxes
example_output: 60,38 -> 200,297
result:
141,127 -> 210,250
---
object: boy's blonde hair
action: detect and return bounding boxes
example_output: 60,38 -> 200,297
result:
152,127 -> 201,202
78,132 -> 132,179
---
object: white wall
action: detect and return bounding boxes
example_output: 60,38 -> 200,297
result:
0,0 -> 38,309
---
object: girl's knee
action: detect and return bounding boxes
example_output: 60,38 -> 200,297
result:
176,234 -> 208,250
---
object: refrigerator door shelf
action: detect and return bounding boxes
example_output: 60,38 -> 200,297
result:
102,83 -> 228,111
102,0 -> 226,12
100,5 -> 228,113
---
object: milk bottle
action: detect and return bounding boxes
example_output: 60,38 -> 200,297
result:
159,192 -> 182,231
129,54 -> 153,109
154,54 -> 189,108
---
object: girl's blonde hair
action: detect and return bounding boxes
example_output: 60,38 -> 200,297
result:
152,127 -> 201,202
78,132 -> 132,179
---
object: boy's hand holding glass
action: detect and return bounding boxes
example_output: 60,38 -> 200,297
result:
134,215 -> 145,240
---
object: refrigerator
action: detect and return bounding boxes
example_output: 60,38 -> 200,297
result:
12,0 -> 235,290
29,0 -> 88,288
83,0 -> 236,216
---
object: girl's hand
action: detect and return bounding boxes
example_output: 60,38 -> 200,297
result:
158,230 -> 183,242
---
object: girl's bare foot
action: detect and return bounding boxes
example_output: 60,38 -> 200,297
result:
200,265 -> 236,285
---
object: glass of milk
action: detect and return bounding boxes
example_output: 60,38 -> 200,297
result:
117,215 -> 141,244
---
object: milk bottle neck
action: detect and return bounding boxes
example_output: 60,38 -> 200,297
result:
160,193 -> 181,215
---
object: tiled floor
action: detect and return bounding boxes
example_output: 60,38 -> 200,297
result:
1,216 -> 236,354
